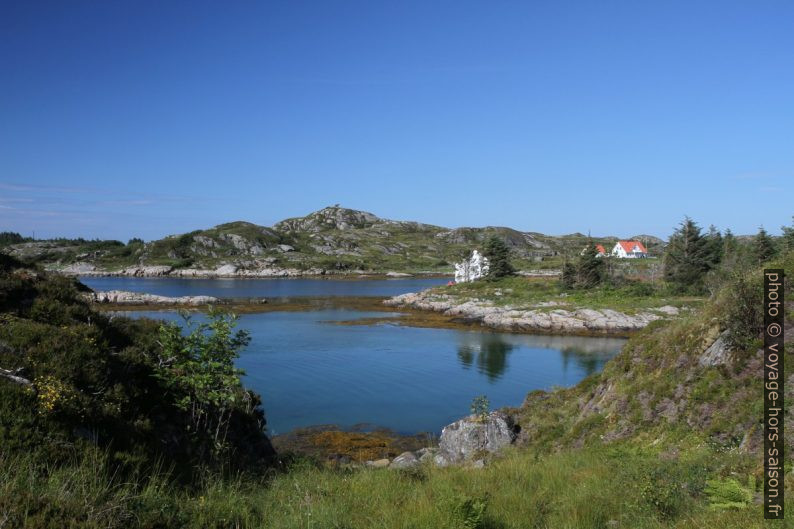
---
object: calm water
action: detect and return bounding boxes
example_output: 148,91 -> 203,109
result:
80,276 -> 449,298
127,308 -> 625,435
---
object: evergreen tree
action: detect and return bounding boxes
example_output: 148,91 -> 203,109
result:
722,228 -> 737,258
560,260 -> 577,289
560,242 -> 605,290
0,232 -> 28,247
704,225 -> 723,268
753,226 -> 777,263
781,217 -> 794,253
483,235 -> 515,280
663,217 -> 711,292
577,242 -> 606,288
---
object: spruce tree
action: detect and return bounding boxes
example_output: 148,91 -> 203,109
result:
781,217 -> 794,253
561,260 -> 577,289
483,235 -> 515,280
560,242 -> 605,290
704,225 -> 723,268
663,217 -> 711,292
753,226 -> 777,263
577,242 -> 606,288
722,228 -> 737,258
719,228 -> 740,269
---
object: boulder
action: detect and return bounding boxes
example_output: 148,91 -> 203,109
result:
416,447 -> 438,463
214,264 -> 238,276
433,452 -> 452,467
700,330 -> 732,367
389,451 -> 420,469
60,262 -> 97,274
365,458 -> 390,468
438,411 -> 518,463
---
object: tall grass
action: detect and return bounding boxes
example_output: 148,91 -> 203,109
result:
1,443 -> 787,528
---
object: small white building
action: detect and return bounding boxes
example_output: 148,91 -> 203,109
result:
611,240 -> 648,258
454,250 -> 489,283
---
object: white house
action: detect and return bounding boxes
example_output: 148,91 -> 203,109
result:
611,240 -> 648,258
454,250 -> 490,283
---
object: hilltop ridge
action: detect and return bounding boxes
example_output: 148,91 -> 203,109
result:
2,206 -> 664,277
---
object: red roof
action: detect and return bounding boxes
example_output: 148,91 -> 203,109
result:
617,240 -> 647,254
595,244 -> 606,254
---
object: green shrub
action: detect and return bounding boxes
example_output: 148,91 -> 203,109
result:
447,493 -> 489,529
470,395 -> 489,421
704,477 -> 753,510
637,462 -> 693,519
719,270 -> 763,351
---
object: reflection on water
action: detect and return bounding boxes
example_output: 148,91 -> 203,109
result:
457,334 -> 515,381
120,308 -> 626,434
79,276 -> 449,298
458,333 -> 621,382
560,347 -> 602,377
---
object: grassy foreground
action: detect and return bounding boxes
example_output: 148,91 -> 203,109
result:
2,442 -> 788,529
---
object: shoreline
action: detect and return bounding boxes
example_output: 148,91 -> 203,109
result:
384,290 -> 683,336
88,290 -> 650,338
56,262 -> 453,280
59,263 -> 559,281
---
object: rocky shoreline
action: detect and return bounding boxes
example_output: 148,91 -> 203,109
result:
385,290 -> 682,335
55,262 -> 448,279
54,262 -> 558,280
282,411 -> 520,471
86,290 -> 220,306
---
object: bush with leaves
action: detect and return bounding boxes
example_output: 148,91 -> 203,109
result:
704,477 -> 753,510
718,270 -> 764,351
155,309 -> 261,458
447,493 -> 489,529
470,395 -> 490,421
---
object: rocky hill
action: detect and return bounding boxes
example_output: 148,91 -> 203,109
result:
1,206 -> 660,277
510,252 -> 793,458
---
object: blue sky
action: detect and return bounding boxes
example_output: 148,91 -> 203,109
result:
1,1 -> 792,241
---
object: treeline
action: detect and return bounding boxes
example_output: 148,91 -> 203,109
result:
0,231 -> 147,247
0,231 -> 33,247
562,216 -> 794,294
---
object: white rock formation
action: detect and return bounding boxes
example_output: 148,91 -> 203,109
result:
87,290 -> 218,306
454,250 -> 489,283
437,411 -> 518,463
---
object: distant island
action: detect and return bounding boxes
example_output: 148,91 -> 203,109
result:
0,205 -> 665,277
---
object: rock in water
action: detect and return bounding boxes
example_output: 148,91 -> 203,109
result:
438,411 -> 518,463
